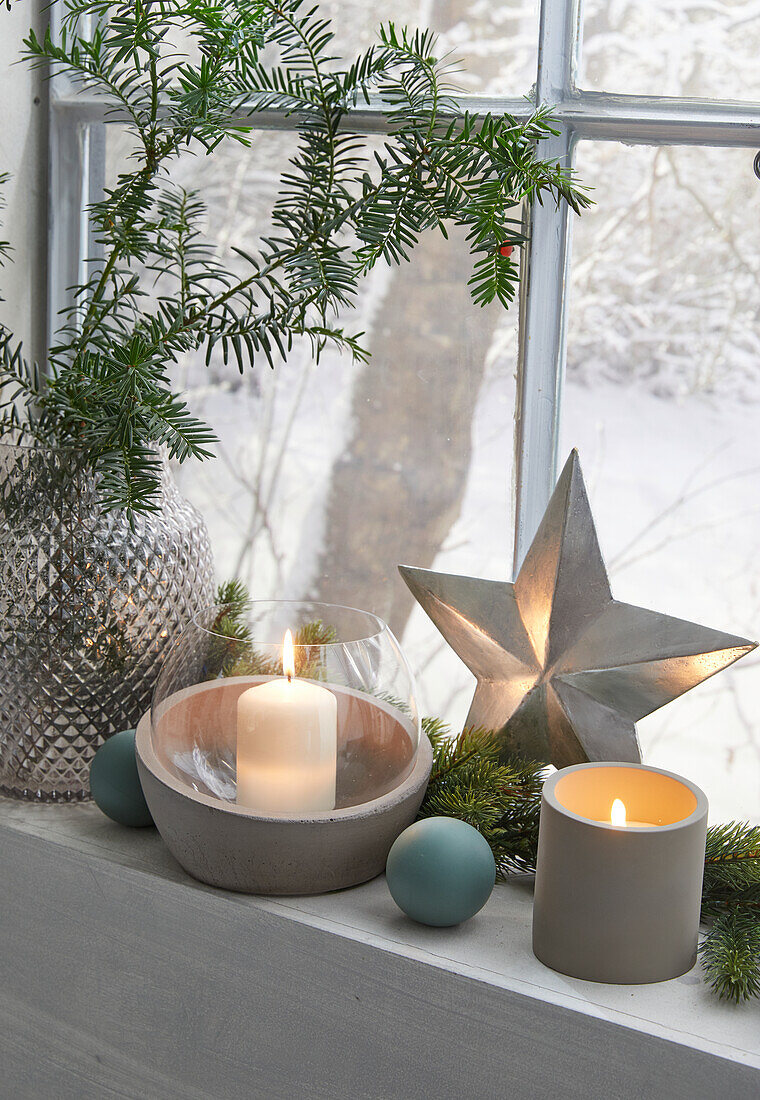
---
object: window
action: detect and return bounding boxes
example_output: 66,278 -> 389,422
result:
49,0 -> 760,820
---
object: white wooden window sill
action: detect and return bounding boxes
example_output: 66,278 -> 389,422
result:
1,799 -> 758,1099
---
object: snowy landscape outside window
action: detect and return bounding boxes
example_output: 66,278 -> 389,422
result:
50,0 -> 760,821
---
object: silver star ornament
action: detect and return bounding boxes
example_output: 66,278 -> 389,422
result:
400,450 -> 757,767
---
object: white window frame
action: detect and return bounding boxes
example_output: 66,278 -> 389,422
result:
46,0 -> 760,576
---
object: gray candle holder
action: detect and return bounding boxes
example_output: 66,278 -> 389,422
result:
135,601 -> 431,895
532,762 -> 708,984
135,699 -> 432,895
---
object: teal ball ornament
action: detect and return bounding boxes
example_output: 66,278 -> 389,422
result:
386,817 -> 496,926
89,730 -> 154,827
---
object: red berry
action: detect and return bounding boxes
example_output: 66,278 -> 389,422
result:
499,242 -> 514,258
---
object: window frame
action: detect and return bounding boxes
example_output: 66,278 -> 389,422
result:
46,0 -> 760,575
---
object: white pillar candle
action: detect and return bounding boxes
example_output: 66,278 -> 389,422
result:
236,630 -> 338,813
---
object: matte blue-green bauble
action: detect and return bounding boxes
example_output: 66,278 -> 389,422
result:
385,817 -> 496,927
90,730 -> 153,827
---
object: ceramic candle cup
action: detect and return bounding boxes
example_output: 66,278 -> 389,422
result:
532,762 -> 708,984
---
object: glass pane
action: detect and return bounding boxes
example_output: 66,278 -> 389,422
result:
105,127 -> 519,731
325,0 -> 538,96
165,2 -> 539,96
581,0 -> 760,101
566,141 -> 760,822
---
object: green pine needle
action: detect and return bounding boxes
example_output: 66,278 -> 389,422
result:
210,583 -> 338,679
698,821 -> 760,1002
700,908 -> 760,1003
215,579 -> 253,623
703,821 -> 760,896
2,1 -> 590,516
418,718 -> 546,876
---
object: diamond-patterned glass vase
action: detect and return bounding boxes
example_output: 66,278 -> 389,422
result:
0,441 -> 215,800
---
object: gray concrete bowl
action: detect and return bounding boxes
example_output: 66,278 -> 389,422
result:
135,706 -> 432,896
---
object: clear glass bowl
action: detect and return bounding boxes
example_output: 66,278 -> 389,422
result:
150,601 -> 420,814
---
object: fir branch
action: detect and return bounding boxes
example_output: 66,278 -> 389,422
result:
209,593 -> 338,679
699,908 -> 760,1003
2,3 -> 590,516
215,578 -> 253,618
699,821 -> 760,1001
418,719 -> 546,877
703,821 -> 760,896
0,332 -> 44,439
234,618 -> 337,679
202,579 -> 254,675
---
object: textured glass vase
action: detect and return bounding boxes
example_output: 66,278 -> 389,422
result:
0,441 -> 215,800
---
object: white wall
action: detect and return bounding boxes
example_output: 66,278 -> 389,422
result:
0,1 -> 47,366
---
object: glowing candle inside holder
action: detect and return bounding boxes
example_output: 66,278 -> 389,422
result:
236,630 -> 338,813
533,763 -> 708,984
610,798 -> 653,829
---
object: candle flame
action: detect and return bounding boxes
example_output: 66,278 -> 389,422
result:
283,629 -> 295,681
611,798 -> 627,827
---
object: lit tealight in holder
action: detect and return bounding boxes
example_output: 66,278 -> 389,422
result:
532,762 -> 708,984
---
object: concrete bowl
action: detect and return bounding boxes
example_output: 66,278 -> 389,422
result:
135,707 -> 432,895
